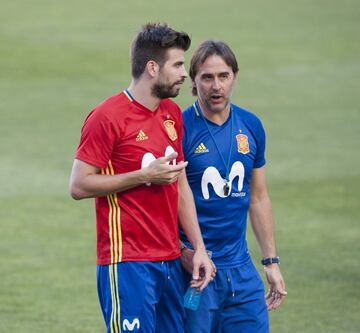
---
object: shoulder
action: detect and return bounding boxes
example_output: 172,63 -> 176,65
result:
90,91 -> 130,121
232,104 -> 266,138
81,92 -> 130,136
232,104 -> 263,127
182,104 -> 197,125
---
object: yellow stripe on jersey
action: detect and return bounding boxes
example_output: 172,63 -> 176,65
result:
108,160 -> 122,262
109,193 -> 118,263
102,167 -> 114,264
115,195 -> 122,262
109,265 -> 120,333
113,263 -> 121,331
102,161 -> 122,264
109,265 -> 115,333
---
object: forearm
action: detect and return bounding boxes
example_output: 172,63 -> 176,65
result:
249,169 -> 286,308
70,167 -> 146,199
70,154 -> 186,200
249,194 -> 277,258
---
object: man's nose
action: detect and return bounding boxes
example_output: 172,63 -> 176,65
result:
212,78 -> 221,90
181,67 -> 188,78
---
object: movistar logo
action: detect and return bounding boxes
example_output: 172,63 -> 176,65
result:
141,146 -> 177,169
122,318 -> 140,331
201,161 -> 245,199
194,143 -> 209,154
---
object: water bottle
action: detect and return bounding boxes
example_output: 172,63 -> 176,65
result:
184,286 -> 202,310
184,251 -> 212,311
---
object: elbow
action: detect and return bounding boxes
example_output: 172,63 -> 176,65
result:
69,183 -> 86,200
70,188 -> 82,200
70,190 -> 82,200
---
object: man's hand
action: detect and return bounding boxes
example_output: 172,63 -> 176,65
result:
188,248 -> 216,291
143,152 -> 188,185
180,247 -> 217,277
264,264 -> 287,311
180,247 -> 195,274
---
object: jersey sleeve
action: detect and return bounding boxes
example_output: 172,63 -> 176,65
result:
253,119 -> 266,168
75,108 -> 118,169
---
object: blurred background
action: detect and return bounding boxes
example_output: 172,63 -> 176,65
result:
1,0 -> 359,332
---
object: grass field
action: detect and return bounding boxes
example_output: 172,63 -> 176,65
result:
1,1 -> 359,332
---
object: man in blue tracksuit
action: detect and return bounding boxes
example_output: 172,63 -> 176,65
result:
179,40 -> 287,333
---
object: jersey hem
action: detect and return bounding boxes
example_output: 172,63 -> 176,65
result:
96,251 -> 181,265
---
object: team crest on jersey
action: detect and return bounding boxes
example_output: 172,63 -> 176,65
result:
236,134 -> 250,154
163,120 -> 177,141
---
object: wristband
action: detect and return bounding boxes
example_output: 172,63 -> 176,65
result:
261,256 -> 280,266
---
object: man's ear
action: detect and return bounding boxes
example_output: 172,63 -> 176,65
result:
191,80 -> 198,95
233,72 -> 239,83
145,60 -> 160,78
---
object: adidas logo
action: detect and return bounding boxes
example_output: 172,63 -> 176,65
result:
136,130 -> 148,141
194,143 -> 209,153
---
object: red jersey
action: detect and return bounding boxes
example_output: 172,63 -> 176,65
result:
75,90 -> 184,265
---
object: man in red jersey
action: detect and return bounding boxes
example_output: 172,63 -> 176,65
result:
69,23 -> 213,333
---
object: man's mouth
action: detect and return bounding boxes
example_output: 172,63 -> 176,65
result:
174,80 -> 185,86
210,95 -> 223,102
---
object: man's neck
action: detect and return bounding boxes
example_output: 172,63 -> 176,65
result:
199,101 -> 231,126
128,80 -> 161,112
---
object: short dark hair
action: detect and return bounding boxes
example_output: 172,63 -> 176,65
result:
131,23 -> 191,79
189,40 -> 239,95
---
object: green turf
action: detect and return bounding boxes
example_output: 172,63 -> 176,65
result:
1,1 -> 359,332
